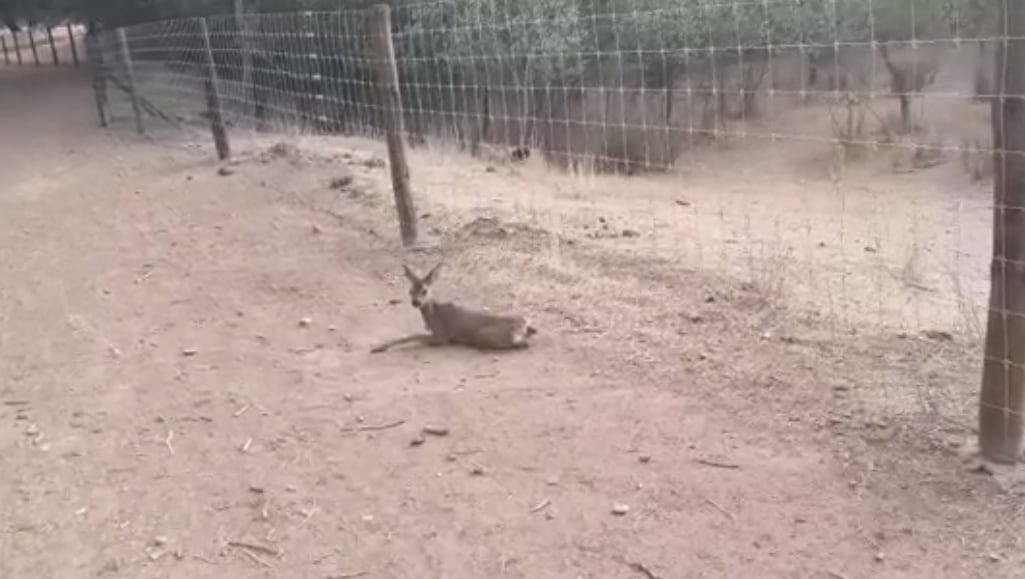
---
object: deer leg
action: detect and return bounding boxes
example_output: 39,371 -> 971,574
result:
370,333 -> 435,354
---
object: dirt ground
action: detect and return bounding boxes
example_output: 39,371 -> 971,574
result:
2,65 -> 1024,579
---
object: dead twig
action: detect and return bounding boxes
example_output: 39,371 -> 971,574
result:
228,540 -> 281,557
702,496 -> 736,521
3,400 -> 30,406
694,458 -> 740,470
626,561 -> 663,579
238,548 -> 273,568
827,572 -> 852,579
340,419 -> 405,433
326,572 -> 368,579
530,498 -> 551,513
164,430 -> 175,455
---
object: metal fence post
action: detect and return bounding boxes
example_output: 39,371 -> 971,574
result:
87,34 -> 109,127
116,27 -> 144,135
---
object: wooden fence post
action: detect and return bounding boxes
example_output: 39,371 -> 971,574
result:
12,30 -> 22,65
87,34 -> 109,127
367,3 -> 417,247
1,36 -> 9,65
979,0 -> 1025,463
27,28 -> 39,66
46,26 -> 58,66
67,23 -> 79,67
197,18 -> 231,160
116,27 -> 144,135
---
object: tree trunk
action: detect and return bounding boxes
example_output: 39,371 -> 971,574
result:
979,0 -> 1025,464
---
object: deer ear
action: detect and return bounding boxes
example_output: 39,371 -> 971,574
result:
402,264 -> 420,284
424,262 -> 443,284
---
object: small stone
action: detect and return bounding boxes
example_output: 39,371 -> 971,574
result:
611,503 -> 630,516
470,465 -> 486,476
361,514 -> 374,523
638,455 -> 652,464
875,551 -> 885,563
217,166 -> 235,176
181,348 -> 198,357
675,199 -> 691,207
621,229 -> 639,238
299,317 -> 313,328
311,225 -> 322,235
152,536 -> 169,547
409,435 -> 426,447
485,166 -> 496,173
422,426 -> 450,437
329,175 -> 353,189
545,476 -> 559,486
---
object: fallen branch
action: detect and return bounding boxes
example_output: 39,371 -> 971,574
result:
164,430 -> 175,455
228,540 -> 280,557
702,496 -> 736,521
340,419 -> 405,433
530,498 -> 551,513
626,561 -> 663,579
239,548 -> 273,568
694,458 -> 741,470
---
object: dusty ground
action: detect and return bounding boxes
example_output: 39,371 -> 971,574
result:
1,66 -> 1024,579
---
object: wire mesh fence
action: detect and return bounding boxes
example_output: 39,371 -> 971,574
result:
1,24 -> 84,67
88,1 -> 1024,446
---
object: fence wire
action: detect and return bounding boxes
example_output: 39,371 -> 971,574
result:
88,1 -> 1025,439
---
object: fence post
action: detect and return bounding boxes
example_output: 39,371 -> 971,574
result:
67,23 -> 79,67
367,3 -> 417,247
1,36 -> 8,65
27,28 -> 39,66
88,34 -> 108,127
116,28 -> 144,135
197,18 -> 231,160
46,26 -> 59,66
12,30 -> 22,65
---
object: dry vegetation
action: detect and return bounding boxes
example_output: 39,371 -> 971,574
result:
1,39 -> 1024,579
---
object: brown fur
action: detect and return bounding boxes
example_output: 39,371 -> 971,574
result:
370,263 -> 537,353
